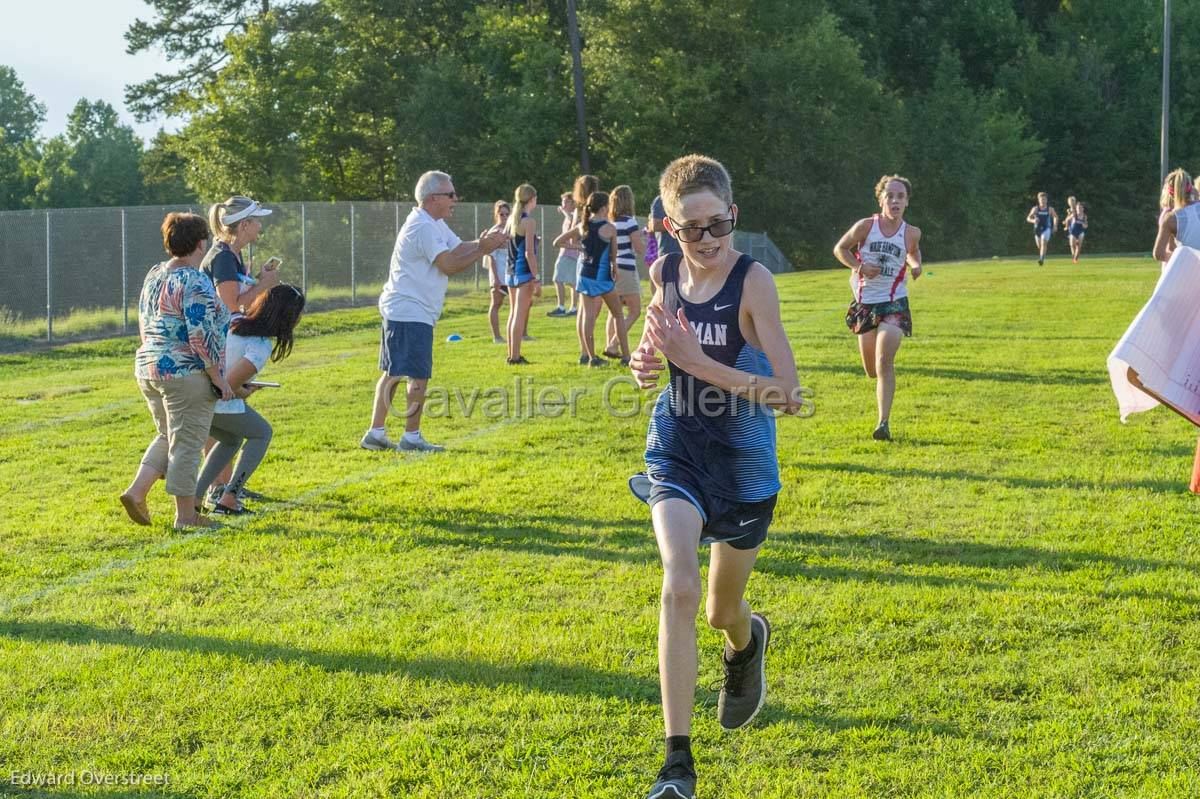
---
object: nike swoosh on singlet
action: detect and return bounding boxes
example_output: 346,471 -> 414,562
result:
738,518 -> 758,527
714,303 -> 732,311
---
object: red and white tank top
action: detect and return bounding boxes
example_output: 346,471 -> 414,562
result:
852,215 -> 908,304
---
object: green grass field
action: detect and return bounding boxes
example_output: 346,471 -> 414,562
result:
1,255 -> 1198,798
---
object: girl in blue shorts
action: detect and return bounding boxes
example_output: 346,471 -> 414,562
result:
553,191 -> 631,366
504,184 -> 540,365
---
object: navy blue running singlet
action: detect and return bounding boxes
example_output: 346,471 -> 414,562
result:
1034,207 -> 1051,233
506,212 -> 534,286
644,253 -> 780,503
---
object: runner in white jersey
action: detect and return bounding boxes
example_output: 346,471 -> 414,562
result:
834,174 -> 923,441
852,216 -> 910,304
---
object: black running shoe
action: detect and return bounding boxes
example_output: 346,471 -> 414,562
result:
579,354 -> 590,365
872,420 -> 891,441
628,472 -> 652,504
210,503 -> 254,516
589,356 -> 607,367
717,613 -> 770,730
647,752 -> 696,799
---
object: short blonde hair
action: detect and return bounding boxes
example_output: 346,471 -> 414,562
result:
875,175 -> 912,202
659,155 -> 732,218
609,185 -> 636,219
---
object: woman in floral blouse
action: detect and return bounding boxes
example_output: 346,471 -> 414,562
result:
120,212 -> 234,530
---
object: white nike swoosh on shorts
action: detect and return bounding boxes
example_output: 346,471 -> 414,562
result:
738,518 -> 758,527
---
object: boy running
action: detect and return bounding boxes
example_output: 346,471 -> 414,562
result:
628,154 -> 804,799
1025,192 -> 1058,266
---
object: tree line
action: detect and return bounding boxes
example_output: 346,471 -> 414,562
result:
1,1 -> 1194,264
0,67 -> 191,211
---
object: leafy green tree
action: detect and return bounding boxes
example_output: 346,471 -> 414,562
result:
901,50 -> 1043,258
0,66 -> 45,209
0,66 -> 46,144
140,131 -> 197,205
112,0 -> 1198,260
28,100 -> 144,208
124,0 -> 284,119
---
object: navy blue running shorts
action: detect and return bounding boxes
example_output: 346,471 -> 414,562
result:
647,476 -> 776,550
379,320 -> 434,379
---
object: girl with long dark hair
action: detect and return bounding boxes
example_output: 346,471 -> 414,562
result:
196,283 -> 306,514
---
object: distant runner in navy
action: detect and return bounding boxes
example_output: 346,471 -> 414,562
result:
1064,201 -> 1088,263
628,154 -> 806,799
1025,191 -> 1058,266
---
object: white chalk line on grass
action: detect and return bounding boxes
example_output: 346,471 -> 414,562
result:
0,414 -> 522,616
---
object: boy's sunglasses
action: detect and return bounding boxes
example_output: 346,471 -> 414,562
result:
669,215 -> 736,243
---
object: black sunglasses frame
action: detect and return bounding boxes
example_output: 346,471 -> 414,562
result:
668,213 -> 736,243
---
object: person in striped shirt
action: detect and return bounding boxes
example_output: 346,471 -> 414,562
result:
604,185 -> 647,358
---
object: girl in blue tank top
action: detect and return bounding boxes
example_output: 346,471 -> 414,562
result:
552,190 -> 632,366
503,184 -> 540,365
1064,201 -> 1088,263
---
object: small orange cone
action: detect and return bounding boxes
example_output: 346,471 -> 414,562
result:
1190,437 -> 1200,494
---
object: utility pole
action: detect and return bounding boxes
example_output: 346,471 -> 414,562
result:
1161,0 -> 1171,184
566,0 -> 591,173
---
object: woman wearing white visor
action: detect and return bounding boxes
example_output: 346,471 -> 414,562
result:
202,196 -> 281,317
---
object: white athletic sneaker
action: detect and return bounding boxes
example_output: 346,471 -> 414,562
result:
398,433 -> 445,453
360,430 -> 400,451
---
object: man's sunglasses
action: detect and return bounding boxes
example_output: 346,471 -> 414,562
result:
430,191 -> 459,200
668,215 -> 736,243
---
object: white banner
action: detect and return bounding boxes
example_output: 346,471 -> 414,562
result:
1108,245 -> 1200,425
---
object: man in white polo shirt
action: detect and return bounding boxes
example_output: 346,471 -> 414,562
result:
361,171 -> 508,452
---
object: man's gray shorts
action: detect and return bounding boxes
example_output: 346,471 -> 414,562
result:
552,253 -> 578,284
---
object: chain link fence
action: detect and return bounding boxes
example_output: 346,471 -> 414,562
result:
0,201 -> 792,350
